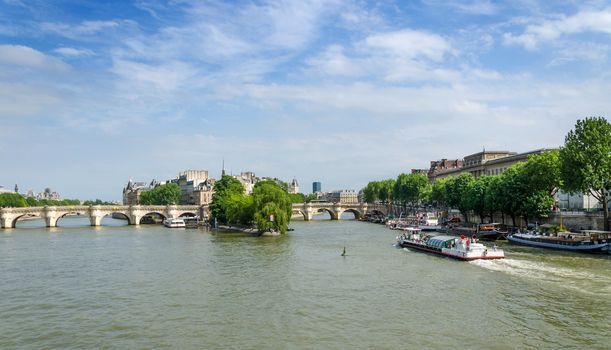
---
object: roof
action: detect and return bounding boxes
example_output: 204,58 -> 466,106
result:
427,235 -> 457,243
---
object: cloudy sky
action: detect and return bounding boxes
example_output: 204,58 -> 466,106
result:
1,0 -> 610,200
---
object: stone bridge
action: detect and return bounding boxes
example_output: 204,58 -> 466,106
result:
0,205 -> 207,229
291,202 -> 387,221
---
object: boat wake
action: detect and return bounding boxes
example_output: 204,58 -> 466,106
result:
470,258 -> 611,296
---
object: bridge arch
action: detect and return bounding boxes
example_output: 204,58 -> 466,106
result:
315,208 -> 338,220
178,212 -> 197,217
339,208 -> 362,220
292,209 -> 308,221
103,212 -> 131,225
12,213 -> 44,228
139,212 -> 166,225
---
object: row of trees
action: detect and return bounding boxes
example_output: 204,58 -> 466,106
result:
361,117 -> 611,230
0,192 -> 81,208
139,183 -> 181,205
209,176 -> 293,234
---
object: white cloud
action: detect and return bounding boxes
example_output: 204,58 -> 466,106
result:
0,44 -> 69,72
364,29 -> 454,62
451,1 -> 498,15
40,20 -> 123,39
306,45 -> 365,76
504,8 -> 611,49
110,59 -> 194,91
53,47 -> 95,57
0,83 -> 63,117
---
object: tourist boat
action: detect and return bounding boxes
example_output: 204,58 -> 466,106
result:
396,228 -> 504,260
507,231 -> 610,253
476,223 -> 508,241
163,218 -> 186,228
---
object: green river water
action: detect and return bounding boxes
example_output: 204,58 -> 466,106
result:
1,216 -> 609,349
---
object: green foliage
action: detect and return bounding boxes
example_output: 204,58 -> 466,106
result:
393,173 -> 429,211
83,199 -> 115,205
430,177 -> 449,208
378,179 -> 395,203
444,173 -> 475,220
252,180 -> 292,234
523,150 -> 562,195
304,193 -> 319,202
0,193 -> 28,207
255,202 -> 289,234
0,193 -> 81,207
560,117 -> 611,230
289,193 -> 305,203
210,176 -> 246,224
362,181 -> 380,203
139,183 -> 181,205
523,191 -> 555,220
225,193 -> 254,226
465,176 -> 495,223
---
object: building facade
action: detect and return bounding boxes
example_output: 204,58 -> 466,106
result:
312,181 -> 322,193
288,178 -> 299,194
426,159 -> 463,182
434,149 -> 555,181
324,190 -> 359,204
122,180 -> 156,205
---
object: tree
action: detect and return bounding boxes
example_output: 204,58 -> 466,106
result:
362,181 -> 380,203
288,193 -> 305,204
0,193 -> 28,208
252,180 -> 292,234
225,193 -> 254,226
378,179 -> 395,204
560,117 -> 611,231
465,176 -> 495,223
496,164 -> 529,227
523,150 -> 562,195
484,175 -> 502,223
209,176 -> 245,224
393,173 -> 429,213
444,173 -> 474,222
430,177 -> 449,209
304,193 -> 319,202
139,183 -> 181,205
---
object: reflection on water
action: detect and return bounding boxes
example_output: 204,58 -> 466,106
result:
0,219 -> 609,349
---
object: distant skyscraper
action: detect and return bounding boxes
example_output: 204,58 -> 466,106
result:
312,181 -> 321,193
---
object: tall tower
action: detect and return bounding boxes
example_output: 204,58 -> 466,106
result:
222,158 -> 226,177
14,184 -> 18,193
288,178 -> 299,194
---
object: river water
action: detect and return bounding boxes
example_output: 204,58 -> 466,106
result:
1,216 -> 609,349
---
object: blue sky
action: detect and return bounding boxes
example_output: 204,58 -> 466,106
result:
1,0 -> 611,200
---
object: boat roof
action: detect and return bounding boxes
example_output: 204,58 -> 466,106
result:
427,235 -> 456,242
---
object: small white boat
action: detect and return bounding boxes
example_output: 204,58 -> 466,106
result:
397,228 -> 504,260
163,218 -> 186,228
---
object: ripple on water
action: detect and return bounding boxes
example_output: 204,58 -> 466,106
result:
0,221 -> 610,349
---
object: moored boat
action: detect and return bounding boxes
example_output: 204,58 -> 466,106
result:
396,228 -> 504,260
163,218 -> 186,228
476,223 -> 508,241
507,232 -> 610,253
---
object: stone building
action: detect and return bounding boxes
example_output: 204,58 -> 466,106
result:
426,159 -> 463,182
434,149 -> 555,180
234,172 -> 258,194
288,178 -> 300,194
324,190 -> 359,204
122,179 -> 157,205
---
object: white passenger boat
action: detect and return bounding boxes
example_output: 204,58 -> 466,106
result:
163,218 -> 186,228
397,228 -> 504,261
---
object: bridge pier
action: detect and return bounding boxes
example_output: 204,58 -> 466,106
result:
90,205 -> 103,226
44,216 -> 58,228
44,207 -> 58,228
1,216 -> 15,229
